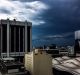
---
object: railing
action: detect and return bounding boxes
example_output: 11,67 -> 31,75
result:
1,52 -> 25,57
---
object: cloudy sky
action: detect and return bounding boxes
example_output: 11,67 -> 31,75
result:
0,0 -> 80,47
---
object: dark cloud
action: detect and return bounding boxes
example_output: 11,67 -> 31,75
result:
32,0 -> 80,47
33,0 -> 80,33
0,8 -> 11,14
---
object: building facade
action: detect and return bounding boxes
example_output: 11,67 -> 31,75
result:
0,19 -> 32,62
74,30 -> 80,53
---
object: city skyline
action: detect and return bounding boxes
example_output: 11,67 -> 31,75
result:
0,0 -> 80,47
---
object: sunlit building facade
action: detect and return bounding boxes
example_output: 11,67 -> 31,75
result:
75,30 -> 80,53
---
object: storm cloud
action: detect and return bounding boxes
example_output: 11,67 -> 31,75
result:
0,0 -> 80,46
32,0 -> 80,46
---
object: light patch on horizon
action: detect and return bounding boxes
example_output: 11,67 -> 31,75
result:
0,0 -> 49,25
36,32 -> 73,40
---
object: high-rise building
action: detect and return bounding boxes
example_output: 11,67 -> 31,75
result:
0,19 -> 32,62
74,30 -> 80,53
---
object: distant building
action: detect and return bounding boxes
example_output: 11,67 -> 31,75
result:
0,19 -> 32,62
74,30 -> 80,53
47,44 -> 56,49
67,46 -> 74,56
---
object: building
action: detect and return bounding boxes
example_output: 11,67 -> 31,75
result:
0,19 -> 32,62
74,30 -> 80,53
25,49 -> 53,75
67,46 -> 74,56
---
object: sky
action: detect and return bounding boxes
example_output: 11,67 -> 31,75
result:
0,0 -> 80,47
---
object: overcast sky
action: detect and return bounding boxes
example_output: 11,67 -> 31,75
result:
0,0 -> 80,47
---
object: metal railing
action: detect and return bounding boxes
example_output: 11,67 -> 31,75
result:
1,52 -> 25,57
